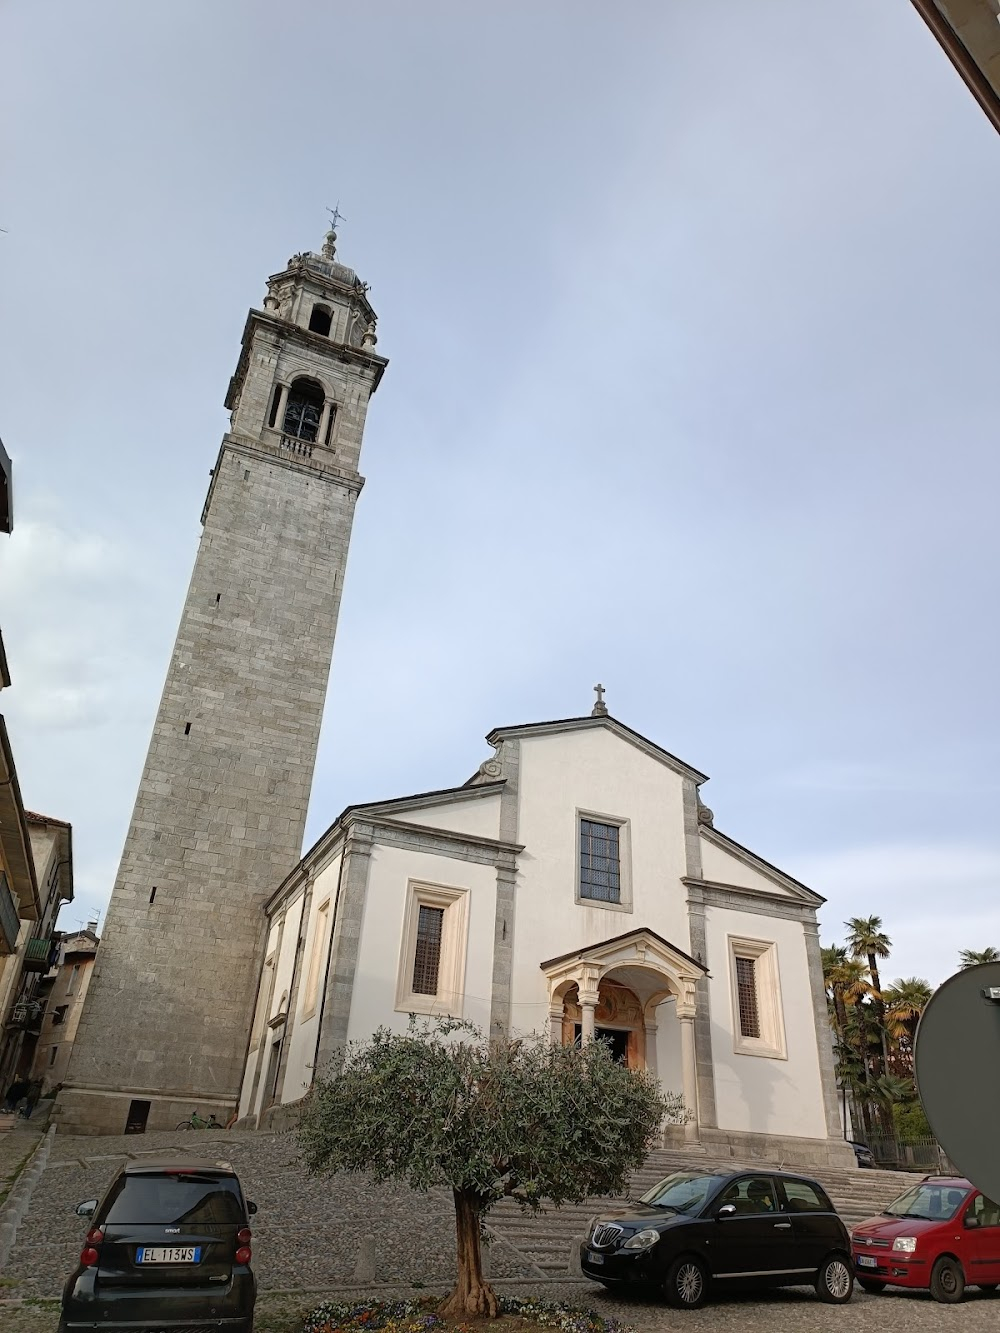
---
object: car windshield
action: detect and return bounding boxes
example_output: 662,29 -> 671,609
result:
639,1172 -> 727,1214
101,1173 -> 244,1226
883,1183 -> 969,1222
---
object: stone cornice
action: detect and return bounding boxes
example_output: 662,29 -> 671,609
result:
227,309 -> 388,406
698,825 -> 823,904
684,877 -> 817,924
485,714 -> 709,784
201,435 -> 364,524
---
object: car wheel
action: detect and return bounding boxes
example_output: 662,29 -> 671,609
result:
858,1278 -> 886,1294
663,1255 -> 709,1309
930,1256 -> 965,1304
816,1253 -> 854,1303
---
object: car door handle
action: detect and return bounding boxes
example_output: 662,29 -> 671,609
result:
773,1222 -> 792,1229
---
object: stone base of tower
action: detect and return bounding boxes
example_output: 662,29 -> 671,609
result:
52,1086 -> 237,1137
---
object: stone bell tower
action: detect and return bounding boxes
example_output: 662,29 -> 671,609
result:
57,228 -> 387,1134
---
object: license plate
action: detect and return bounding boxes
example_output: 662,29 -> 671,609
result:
137,1246 -> 201,1264
588,1252 -> 604,1265
857,1255 -> 878,1269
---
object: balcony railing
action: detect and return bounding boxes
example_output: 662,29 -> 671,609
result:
22,936 -> 56,973
279,434 -> 314,459
8,1000 -> 43,1031
0,871 -> 19,954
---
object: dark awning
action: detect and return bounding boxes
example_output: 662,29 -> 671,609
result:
0,437 -> 11,534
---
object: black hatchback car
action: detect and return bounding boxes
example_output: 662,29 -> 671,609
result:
60,1157 -> 257,1333
581,1168 -> 854,1308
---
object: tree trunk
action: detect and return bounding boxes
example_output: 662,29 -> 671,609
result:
439,1188 -> 499,1319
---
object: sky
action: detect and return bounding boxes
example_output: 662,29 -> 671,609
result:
1,1 -> 999,990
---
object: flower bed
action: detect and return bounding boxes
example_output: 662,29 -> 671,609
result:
302,1297 -> 636,1333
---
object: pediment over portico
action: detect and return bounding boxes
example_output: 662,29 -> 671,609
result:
540,927 -> 707,1018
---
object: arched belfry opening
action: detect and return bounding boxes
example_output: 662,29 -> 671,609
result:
308,304 -> 332,336
282,377 -> 324,443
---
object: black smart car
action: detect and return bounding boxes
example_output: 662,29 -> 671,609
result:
60,1157 -> 257,1333
581,1168 -> 854,1308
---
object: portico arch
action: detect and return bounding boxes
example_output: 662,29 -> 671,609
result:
540,928 -> 708,1144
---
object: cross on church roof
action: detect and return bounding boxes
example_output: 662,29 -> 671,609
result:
326,203 -> 347,231
592,683 -> 608,717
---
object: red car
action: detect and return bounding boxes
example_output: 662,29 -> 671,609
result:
851,1175 -> 1000,1303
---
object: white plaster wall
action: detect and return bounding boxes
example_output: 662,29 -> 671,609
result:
238,918 -> 280,1118
282,850 -> 342,1101
348,844 -> 496,1041
700,835 -> 800,898
246,894 -> 304,1120
509,729 -> 693,1038
705,906 -> 827,1139
390,794 -> 501,840
653,996 -> 684,1098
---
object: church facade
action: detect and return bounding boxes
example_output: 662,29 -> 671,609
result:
239,706 -> 853,1169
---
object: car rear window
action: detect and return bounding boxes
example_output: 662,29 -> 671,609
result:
782,1179 -> 831,1213
101,1173 -> 244,1225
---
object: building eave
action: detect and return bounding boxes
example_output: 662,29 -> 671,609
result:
485,714 -> 709,785
0,716 -> 40,918
540,926 -> 709,975
698,825 -> 824,905
910,0 -> 1000,137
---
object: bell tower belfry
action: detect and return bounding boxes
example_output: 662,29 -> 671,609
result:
57,228 -> 388,1135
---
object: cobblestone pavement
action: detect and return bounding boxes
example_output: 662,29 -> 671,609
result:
3,1128 -> 997,1331
2,1129 -> 539,1297
1,1281 -> 998,1333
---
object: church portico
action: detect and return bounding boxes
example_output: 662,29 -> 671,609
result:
540,928 -> 708,1144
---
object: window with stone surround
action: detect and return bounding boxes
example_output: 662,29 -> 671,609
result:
728,936 -> 786,1059
300,897 -> 331,1020
308,304 -> 332,336
576,812 -> 632,912
282,377 -> 324,442
395,881 -> 469,1016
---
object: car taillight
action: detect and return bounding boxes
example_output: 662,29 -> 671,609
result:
80,1246 -> 100,1267
235,1245 -> 252,1265
86,1227 -> 104,1245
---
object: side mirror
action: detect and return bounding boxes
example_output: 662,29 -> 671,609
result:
965,1215 -> 980,1229
247,1201 -> 258,1216
76,1200 -> 97,1218
717,1204 -> 737,1219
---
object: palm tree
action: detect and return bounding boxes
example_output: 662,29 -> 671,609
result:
884,977 -> 932,1044
881,976 -> 931,1083
959,947 -> 1000,969
845,916 -> 892,1089
821,946 -> 850,1044
838,960 -> 879,1139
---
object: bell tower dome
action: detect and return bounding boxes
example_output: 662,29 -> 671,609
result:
57,229 -> 388,1135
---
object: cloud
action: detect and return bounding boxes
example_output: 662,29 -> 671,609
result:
799,842 -> 1000,987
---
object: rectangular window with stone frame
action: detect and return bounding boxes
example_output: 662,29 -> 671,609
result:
576,813 -> 632,911
728,936 -> 787,1059
395,881 -> 469,1017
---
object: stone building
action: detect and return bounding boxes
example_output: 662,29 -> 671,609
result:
56,228 -> 388,1136
30,926 -> 99,1093
0,811 -> 74,1096
239,699 -> 855,1169
909,1 -> 1000,134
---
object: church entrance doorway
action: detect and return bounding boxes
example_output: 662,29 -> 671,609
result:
573,1025 -> 629,1064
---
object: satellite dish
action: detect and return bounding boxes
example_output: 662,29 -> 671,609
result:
914,962 -> 1000,1202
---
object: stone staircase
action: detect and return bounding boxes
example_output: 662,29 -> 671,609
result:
486,1146 -> 921,1277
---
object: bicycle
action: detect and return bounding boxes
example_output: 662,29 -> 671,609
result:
175,1110 -> 223,1130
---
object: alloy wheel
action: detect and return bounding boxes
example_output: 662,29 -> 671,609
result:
677,1262 -> 704,1304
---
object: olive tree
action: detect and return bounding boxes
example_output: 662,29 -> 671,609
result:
298,1017 -> 683,1318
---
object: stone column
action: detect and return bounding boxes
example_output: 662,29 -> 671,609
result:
549,1004 -> 564,1045
580,995 -> 597,1045
275,383 -> 289,432
644,1020 -> 659,1079
679,1010 -> 701,1144
317,400 -> 332,447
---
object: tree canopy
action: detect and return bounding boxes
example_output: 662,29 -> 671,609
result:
298,1018 -> 680,1317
